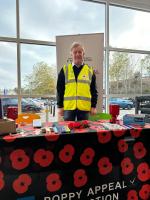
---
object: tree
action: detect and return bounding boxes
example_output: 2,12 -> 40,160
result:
140,55 -> 150,76
139,55 -> 150,94
24,62 -> 56,95
109,52 -> 130,94
132,71 -> 141,94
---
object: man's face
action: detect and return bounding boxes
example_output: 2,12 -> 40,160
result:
71,46 -> 84,66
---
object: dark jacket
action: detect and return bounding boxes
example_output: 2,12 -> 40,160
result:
57,64 -> 98,109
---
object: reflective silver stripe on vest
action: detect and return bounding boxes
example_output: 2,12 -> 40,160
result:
89,71 -> 92,81
65,65 -> 68,83
64,96 -> 91,101
84,65 -> 93,81
66,79 -> 76,83
78,80 -> 90,85
88,67 -> 93,81
66,79 -> 90,85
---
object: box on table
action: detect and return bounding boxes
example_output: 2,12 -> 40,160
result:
123,114 -> 145,126
0,119 -> 16,135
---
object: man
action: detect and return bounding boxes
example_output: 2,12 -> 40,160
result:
57,42 -> 98,121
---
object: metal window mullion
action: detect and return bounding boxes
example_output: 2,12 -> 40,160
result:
20,39 -> 56,46
81,0 -> 106,5
16,0 -> 21,113
82,0 -> 150,13
0,36 -> 56,46
109,2 -> 150,13
1,35 -> 150,55
0,37 -> 17,43
105,1 -> 109,113
109,47 -> 150,55
140,65 -> 143,95
0,94 -> 56,99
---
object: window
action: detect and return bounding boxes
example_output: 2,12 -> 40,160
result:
109,51 -> 150,96
110,6 -> 150,50
20,0 -> 105,41
0,42 -> 17,95
21,44 -> 56,96
0,0 -> 16,37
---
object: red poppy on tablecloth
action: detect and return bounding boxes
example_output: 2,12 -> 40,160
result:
73,169 -> 88,187
98,157 -> 112,175
113,129 -> 126,137
139,184 -> 150,200
33,149 -> 54,167
130,128 -> 142,138
45,133 -> 59,142
97,130 -> 112,144
59,144 -> 75,163
127,190 -> 138,200
118,139 -> 128,153
12,174 -> 32,194
80,147 -> 95,166
10,149 -> 30,170
46,173 -> 62,192
137,162 -> 150,182
133,142 -> 147,159
121,157 -> 134,175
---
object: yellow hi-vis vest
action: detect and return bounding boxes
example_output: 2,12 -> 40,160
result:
63,63 -> 93,111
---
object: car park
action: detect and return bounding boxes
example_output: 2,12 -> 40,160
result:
109,98 -> 134,109
1,98 -> 42,115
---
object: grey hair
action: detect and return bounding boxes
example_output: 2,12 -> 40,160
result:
70,42 -> 85,52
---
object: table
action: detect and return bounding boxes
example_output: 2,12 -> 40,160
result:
0,121 -> 149,200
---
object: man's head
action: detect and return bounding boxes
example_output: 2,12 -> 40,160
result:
70,42 -> 85,66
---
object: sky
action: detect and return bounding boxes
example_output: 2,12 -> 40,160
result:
0,0 -> 150,92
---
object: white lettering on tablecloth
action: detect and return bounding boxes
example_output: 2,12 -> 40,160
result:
87,181 -> 127,196
130,178 -> 136,185
90,193 -> 119,200
44,190 -> 82,200
44,180 -> 135,200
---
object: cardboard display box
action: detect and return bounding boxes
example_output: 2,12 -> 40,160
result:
0,119 -> 16,135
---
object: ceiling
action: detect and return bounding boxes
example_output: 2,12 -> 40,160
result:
85,0 -> 150,11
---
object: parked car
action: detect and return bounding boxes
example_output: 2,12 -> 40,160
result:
1,98 -> 42,115
123,97 -> 136,107
109,98 -> 134,109
27,98 -> 45,109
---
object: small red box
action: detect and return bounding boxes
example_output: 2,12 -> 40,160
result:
109,104 -> 120,123
7,106 -> 18,120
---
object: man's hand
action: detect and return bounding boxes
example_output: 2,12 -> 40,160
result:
58,108 -> 64,116
58,108 -> 64,121
90,107 -> 97,115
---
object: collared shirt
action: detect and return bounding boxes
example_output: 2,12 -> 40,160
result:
72,64 -> 84,82
57,64 -> 98,108
72,62 -> 84,67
